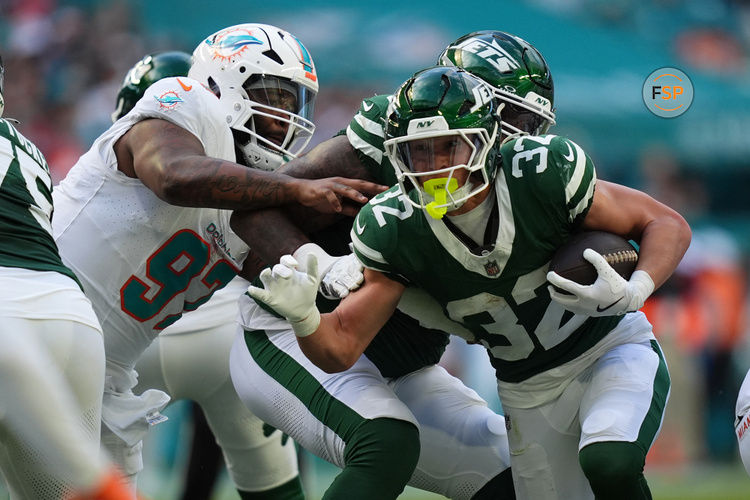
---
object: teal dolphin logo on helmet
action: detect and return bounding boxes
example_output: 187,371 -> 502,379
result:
205,28 -> 263,60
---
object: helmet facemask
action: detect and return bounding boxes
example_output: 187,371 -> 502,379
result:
494,89 -> 555,141
384,115 -> 498,220
229,73 -> 316,171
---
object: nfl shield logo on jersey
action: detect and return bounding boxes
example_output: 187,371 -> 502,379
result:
484,260 -> 500,276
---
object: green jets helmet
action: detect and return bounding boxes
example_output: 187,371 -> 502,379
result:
112,51 -> 192,122
438,30 -> 555,139
384,66 -> 502,219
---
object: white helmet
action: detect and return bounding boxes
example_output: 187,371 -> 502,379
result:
189,23 -> 318,170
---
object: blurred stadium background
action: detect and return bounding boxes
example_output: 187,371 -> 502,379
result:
2,0 -> 750,498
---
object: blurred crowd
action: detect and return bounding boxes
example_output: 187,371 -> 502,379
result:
1,0 -> 173,182
2,0 -> 750,485
529,0 -> 750,77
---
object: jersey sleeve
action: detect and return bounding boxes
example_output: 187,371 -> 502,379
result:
345,94 -> 399,186
548,135 -> 596,226
349,187 -> 410,284
128,77 -> 232,160
501,134 -> 596,232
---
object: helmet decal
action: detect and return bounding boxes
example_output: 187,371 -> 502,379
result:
205,27 -> 264,61
451,37 -> 520,74
287,33 -> 317,82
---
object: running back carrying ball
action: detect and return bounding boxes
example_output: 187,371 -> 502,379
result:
549,231 -> 638,287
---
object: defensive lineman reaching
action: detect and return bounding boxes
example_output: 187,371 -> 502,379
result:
112,47 -> 367,497
249,65 -> 691,499
230,31 -> 557,500
52,23 -> 382,493
113,49 -> 301,498
0,55 -> 133,499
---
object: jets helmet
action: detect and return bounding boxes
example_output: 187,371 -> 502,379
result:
189,23 -> 318,170
438,30 -> 555,139
112,51 -> 192,122
384,66 -> 502,219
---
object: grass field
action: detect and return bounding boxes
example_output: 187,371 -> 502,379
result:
136,449 -> 750,500
133,401 -> 750,500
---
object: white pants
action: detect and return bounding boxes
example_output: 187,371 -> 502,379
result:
131,278 -> 299,491
504,335 -> 669,500
0,268 -> 107,499
230,326 -> 512,500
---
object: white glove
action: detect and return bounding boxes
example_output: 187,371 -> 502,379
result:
546,248 -> 655,317
320,253 -> 364,299
248,254 -> 322,337
293,243 -> 364,299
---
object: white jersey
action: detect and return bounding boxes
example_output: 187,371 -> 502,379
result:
52,77 -> 248,370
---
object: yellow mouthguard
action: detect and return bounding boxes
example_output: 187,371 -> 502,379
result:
423,177 -> 459,220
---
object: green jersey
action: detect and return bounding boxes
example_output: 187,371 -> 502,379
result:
344,94 -> 399,187
0,119 -> 77,282
351,134 -> 623,383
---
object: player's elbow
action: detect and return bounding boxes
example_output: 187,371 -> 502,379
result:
309,346 -> 358,373
298,340 -> 358,374
152,160 -> 198,206
665,209 -> 692,255
318,354 -> 358,374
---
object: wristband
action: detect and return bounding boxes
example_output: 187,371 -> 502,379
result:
626,270 -> 655,312
291,307 -> 321,337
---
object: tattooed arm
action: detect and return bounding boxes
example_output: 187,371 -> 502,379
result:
277,135 -> 375,181
113,119 -> 383,214
231,135 -> 373,264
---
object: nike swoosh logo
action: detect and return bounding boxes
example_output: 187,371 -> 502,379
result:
596,296 -> 623,313
362,101 -> 374,112
355,218 -> 366,235
177,78 -> 193,91
562,141 -> 575,162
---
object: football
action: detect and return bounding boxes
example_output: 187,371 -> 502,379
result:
549,231 -> 638,286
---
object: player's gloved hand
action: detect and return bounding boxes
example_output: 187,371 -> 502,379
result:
546,248 -> 654,317
320,253 -> 364,299
293,243 -> 364,299
248,254 -> 322,337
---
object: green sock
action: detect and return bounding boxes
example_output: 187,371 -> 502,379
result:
323,418 -> 420,500
238,476 -> 305,500
579,441 -> 652,500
